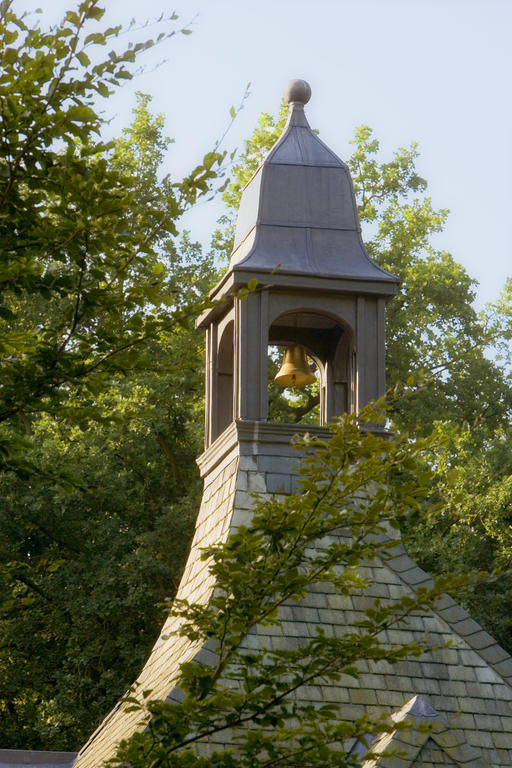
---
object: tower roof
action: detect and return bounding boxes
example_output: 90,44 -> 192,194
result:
229,79 -> 398,290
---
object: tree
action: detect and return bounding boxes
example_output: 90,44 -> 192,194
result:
348,134 -> 512,653
401,279 -> 512,654
0,0 -> 225,477
0,94 -> 218,750
403,418 -> 512,654
0,2 -> 224,747
109,404 -> 461,768
487,277 -> 512,375
347,126 -> 512,434
0,363 -> 203,749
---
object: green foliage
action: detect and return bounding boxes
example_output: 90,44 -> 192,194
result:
486,277 -> 512,373
0,86 -> 217,741
404,420 -> 512,653
347,126 -> 512,434
0,2 -> 223,748
345,135 -> 512,652
350,133 -> 512,657
0,0 -> 225,476
0,370 -> 203,748
111,404 -> 459,768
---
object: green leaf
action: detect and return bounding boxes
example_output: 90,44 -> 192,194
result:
84,32 -> 107,45
76,50 -> 91,67
84,5 -> 105,21
2,48 -> 18,65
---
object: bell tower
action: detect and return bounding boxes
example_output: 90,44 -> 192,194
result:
197,79 -> 399,447
74,82 -> 512,768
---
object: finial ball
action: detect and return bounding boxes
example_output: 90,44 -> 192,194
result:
284,79 -> 311,105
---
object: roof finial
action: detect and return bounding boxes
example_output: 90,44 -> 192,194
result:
284,79 -> 311,105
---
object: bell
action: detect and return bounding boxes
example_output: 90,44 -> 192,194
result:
274,345 -> 316,388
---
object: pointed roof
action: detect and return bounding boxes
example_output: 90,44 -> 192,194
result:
356,695 -> 490,767
229,79 -> 398,291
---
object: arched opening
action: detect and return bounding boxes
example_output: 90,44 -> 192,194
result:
268,310 -> 354,425
214,320 -> 234,440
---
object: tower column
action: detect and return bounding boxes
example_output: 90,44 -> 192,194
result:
235,290 -> 269,422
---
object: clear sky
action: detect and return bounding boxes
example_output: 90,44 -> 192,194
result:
19,0 -> 512,308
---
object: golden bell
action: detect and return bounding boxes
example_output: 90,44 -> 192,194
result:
274,345 -> 316,388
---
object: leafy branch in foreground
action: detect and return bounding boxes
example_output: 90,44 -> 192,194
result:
111,402 -> 467,768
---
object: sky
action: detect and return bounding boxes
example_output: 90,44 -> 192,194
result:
19,0 -> 512,308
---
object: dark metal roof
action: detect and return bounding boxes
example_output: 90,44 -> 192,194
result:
0,751 -> 76,768
230,81 -> 398,288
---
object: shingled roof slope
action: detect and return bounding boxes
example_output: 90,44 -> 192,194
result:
74,425 -> 512,768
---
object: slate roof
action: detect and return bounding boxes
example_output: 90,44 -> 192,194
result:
74,423 -> 512,768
